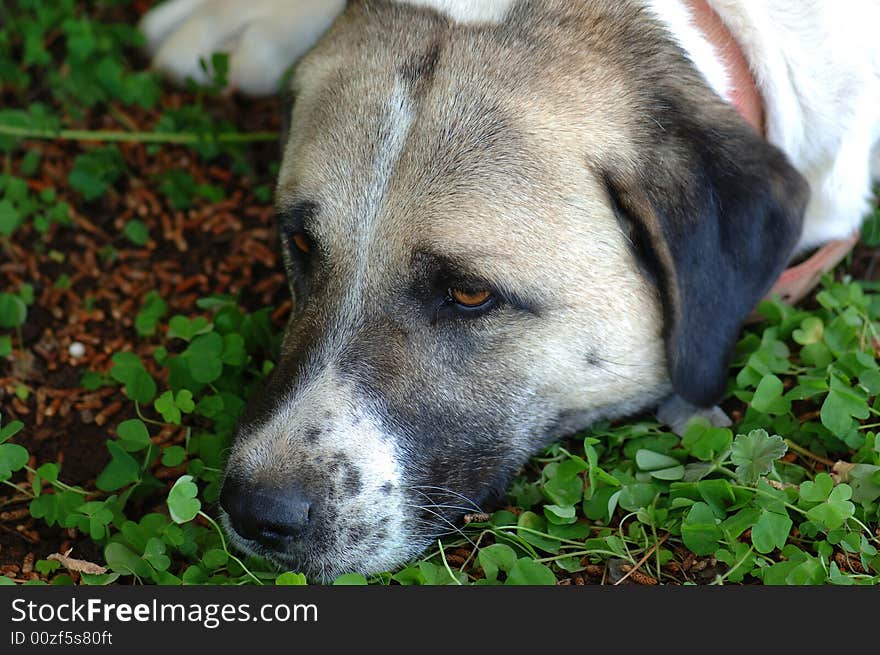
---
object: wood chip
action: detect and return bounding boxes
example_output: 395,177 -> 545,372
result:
48,552 -> 108,575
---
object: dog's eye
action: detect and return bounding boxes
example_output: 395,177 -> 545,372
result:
291,232 -> 311,255
433,287 -> 497,323
449,288 -> 492,307
449,288 -> 493,308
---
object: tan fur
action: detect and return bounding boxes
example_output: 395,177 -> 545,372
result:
217,0 -> 806,578
278,1 -> 673,423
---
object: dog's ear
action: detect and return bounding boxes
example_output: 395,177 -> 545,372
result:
603,111 -> 809,407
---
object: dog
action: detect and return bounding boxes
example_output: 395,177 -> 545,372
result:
140,0 -> 880,580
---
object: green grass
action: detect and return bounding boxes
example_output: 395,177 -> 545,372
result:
1,0 -> 879,586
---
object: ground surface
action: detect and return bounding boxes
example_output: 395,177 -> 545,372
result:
1,1 -> 879,586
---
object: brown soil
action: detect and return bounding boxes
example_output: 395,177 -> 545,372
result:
0,7 -> 291,574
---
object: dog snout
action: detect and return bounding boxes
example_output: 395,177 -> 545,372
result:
220,478 -> 313,549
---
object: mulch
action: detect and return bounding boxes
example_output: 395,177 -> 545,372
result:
0,73 -> 289,576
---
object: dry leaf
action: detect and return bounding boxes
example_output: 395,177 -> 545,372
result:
831,460 -> 855,484
47,552 -> 108,575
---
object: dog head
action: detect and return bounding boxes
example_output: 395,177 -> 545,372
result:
219,0 -> 807,579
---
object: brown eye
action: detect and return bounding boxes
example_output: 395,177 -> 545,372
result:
449,288 -> 493,307
292,232 -> 311,254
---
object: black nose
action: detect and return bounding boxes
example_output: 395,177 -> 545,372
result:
220,478 -> 312,548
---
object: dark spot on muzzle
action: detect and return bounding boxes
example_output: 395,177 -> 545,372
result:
303,425 -> 321,444
327,453 -> 362,496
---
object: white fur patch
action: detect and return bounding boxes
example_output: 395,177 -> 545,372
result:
226,363 -> 415,578
351,81 -> 416,292
705,0 -> 880,250
643,0 -> 731,101
234,366 -> 401,491
139,0 -> 208,52
140,0 -> 345,95
363,82 -> 416,220
648,0 -> 880,252
397,0 -> 515,24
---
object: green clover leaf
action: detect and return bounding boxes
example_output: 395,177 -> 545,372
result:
505,559 -> 556,586
134,291 -> 167,337
182,332 -> 224,383
154,390 -> 196,425
110,352 -> 156,404
799,472 -> 834,503
161,445 -> 186,467
636,449 -> 685,481
154,391 -> 179,424
167,475 -> 201,524
0,292 -> 27,328
683,420 -> 733,462
143,538 -> 171,572
116,419 -> 151,452
0,415 -> 24,443
0,442 -> 29,480
332,573 -> 368,585
104,542 -> 151,578
792,317 -> 824,345
543,504 -> 577,525
806,486 -> 855,530
275,572 -> 308,586
478,544 -> 517,582
681,502 -> 722,556
730,429 -> 787,484
821,376 -> 870,436
68,146 -> 124,201
750,374 -> 791,415
751,510 -> 793,554
95,440 -> 141,491
167,315 -> 213,342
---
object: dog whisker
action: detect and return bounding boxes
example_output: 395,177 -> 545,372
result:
411,486 -> 484,513
405,504 -> 477,548
410,520 -> 461,537
423,503 -> 485,514
411,489 -> 483,516
409,520 -> 462,539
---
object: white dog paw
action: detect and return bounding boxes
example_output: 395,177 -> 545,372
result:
656,394 -> 732,436
139,0 -> 345,96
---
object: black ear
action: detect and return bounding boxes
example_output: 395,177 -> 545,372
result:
604,112 -> 809,407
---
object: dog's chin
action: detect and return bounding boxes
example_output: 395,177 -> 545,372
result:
218,511 -> 432,583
